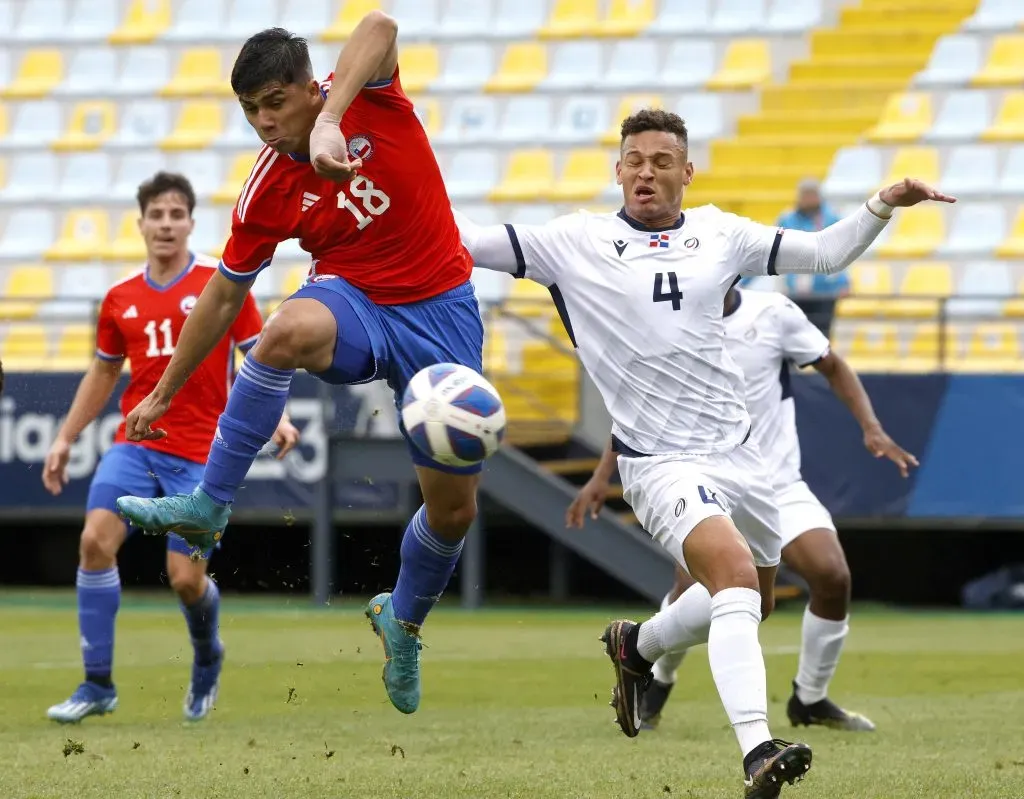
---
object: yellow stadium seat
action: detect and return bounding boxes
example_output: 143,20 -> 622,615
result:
109,0 -> 171,44
53,324 -> 95,371
865,93 -> 933,143
160,101 -> 225,150
981,92 -> 1024,142
0,265 -> 53,320
995,206 -> 1024,258
322,0 -> 381,41
0,104 -> 8,141
411,96 -> 441,138
214,152 -> 258,204
835,262 -> 893,318
1,324 -> 51,369
875,206 -> 944,258
394,45 -> 439,94
488,149 -> 555,202
507,278 -> 554,317
884,146 -> 939,186
482,329 -> 508,374
952,323 -> 1022,372
972,34 -> 1024,87
706,40 -> 771,91
485,43 -> 548,93
1,50 -> 63,99
52,102 -> 117,151
845,323 -> 900,370
600,94 -> 664,145
906,323 -> 957,371
160,49 -> 229,98
884,262 -> 951,318
103,212 -> 146,262
598,0 -> 656,36
1002,276 -> 1024,318
549,148 -> 610,202
45,210 -> 109,262
539,0 -> 601,38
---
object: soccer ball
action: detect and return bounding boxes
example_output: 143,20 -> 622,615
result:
401,363 -> 507,468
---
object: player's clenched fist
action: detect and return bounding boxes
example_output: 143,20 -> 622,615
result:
310,111 -> 363,183
879,178 -> 957,208
125,390 -> 170,443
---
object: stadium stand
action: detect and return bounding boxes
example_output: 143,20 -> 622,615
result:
0,0 -> 1022,429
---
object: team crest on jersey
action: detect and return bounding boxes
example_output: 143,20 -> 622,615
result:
649,233 -> 670,248
683,237 -> 700,250
348,135 -> 374,161
180,295 -> 197,315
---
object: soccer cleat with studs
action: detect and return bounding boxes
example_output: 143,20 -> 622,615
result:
743,739 -> 813,799
786,681 -> 876,732
599,620 -> 652,738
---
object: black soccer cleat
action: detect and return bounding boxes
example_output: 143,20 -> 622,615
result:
743,739 -> 813,799
639,678 -> 674,731
787,681 -> 876,732
599,620 -> 652,738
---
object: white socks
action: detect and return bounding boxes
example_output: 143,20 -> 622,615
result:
636,583 -> 713,663
707,587 -> 771,758
794,606 -> 850,705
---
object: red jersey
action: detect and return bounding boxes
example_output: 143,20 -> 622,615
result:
96,255 -> 264,464
219,67 -> 473,305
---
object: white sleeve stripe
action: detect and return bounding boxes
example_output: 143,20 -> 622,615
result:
238,148 -> 279,223
236,334 -> 259,350
236,146 -> 272,216
96,349 -> 124,361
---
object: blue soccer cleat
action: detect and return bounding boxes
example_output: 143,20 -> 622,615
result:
47,681 -> 118,724
116,487 -> 229,556
365,592 -> 422,714
184,643 -> 224,721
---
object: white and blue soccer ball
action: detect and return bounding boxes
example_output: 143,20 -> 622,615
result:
401,363 -> 507,468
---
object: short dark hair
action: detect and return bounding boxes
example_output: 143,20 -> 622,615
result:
137,172 -> 196,216
231,27 -> 313,97
620,108 -> 689,150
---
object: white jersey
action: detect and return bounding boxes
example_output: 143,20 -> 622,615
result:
506,206 -> 784,456
723,289 -> 831,487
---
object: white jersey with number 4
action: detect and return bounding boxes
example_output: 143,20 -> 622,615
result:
504,206 -> 785,456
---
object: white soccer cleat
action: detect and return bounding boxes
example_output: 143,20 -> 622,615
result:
47,682 -> 118,724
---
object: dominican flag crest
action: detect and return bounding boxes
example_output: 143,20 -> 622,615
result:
649,233 -> 670,248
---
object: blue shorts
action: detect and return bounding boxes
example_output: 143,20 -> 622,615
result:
87,443 -> 218,558
291,276 -> 484,475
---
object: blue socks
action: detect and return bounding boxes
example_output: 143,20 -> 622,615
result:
391,506 -> 464,627
181,578 -> 221,666
77,567 -> 121,686
201,354 -> 294,505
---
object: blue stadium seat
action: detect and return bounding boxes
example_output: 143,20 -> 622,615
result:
925,91 -> 991,142
915,35 -> 983,87
939,203 -> 1007,257
940,145 -> 999,198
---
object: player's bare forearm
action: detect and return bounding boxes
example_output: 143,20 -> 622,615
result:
153,272 -> 251,402
55,357 -> 123,444
322,11 -> 398,118
814,352 -> 881,435
593,437 -> 617,483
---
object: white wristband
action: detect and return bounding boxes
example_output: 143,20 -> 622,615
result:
866,191 -> 894,220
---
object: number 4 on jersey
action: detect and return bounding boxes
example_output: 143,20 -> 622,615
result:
653,272 -> 684,311
337,175 -> 391,230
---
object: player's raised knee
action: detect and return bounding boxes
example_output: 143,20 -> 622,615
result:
424,498 -> 477,540
251,300 -> 335,371
79,522 -> 120,569
167,561 -> 207,604
807,555 -> 851,605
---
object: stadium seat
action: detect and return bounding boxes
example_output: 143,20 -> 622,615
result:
412,95 -> 441,139
604,40 -> 660,91
875,206 -> 944,258
279,0 -> 331,40
58,153 -> 113,201
280,264 -> 310,298
539,0 -> 601,39
845,323 -> 900,370
110,100 -> 171,148
434,44 -> 494,92
972,35 -> 1024,86
444,151 -> 500,201
14,0 -> 68,42
661,40 -> 718,91
160,49 -> 229,97
67,0 -> 120,41
710,0 -> 768,34
940,145 -> 999,197
508,278 -> 555,316
948,261 -> 1013,318
0,265 -> 53,321
0,209 -> 57,259
599,94 -> 664,145
395,45 -> 440,93
485,42 -> 548,92
995,206 -> 1024,258
997,146 -> 1024,195
481,326 -> 509,373
112,47 -> 172,97
650,0 -> 713,35
677,93 -> 725,142
473,268 -> 514,306
218,104 -> 261,147
221,0 -> 282,40
598,0 -> 656,36
191,208 -> 226,256
822,147 -> 883,198
955,323 -> 1021,372
981,91 -> 1024,141
883,262 -> 952,319
0,152 -> 57,202
0,325 -> 50,368
103,211 -> 147,261
940,203 -> 1007,256
59,265 -> 111,299
45,209 -> 109,261
510,204 -> 559,226
160,101 -> 224,149
906,323 -> 954,371
3,100 -> 62,149
765,0 -> 822,33
964,0 -> 1024,31
492,0 -> 547,37
390,0 -> 440,39
52,101 -> 117,150
925,90 -> 991,142
549,148 -> 610,201
914,35 -> 983,87
884,147 -> 939,187
109,0 -> 171,44
706,39 -> 771,91
865,93 -> 933,143
163,0 -> 226,41
213,151 -> 256,204
436,1 -> 493,40
322,0 -> 380,41
439,97 -> 499,144
499,96 -> 554,144
835,261 -> 893,318
56,48 -> 118,98
552,95 -> 609,143
2,50 -> 63,99
53,324 -> 94,370
489,148 -> 555,202
543,42 -> 602,90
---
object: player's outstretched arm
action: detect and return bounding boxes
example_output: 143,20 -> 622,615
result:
43,357 -> 123,496
812,351 -> 919,478
451,208 -> 520,274
125,272 -> 252,443
771,178 -> 957,276
566,438 -> 617,529
310,11 -> 398,183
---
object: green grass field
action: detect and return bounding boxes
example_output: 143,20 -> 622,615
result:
2,592 -> 1023,799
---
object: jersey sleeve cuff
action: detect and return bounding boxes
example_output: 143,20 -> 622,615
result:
236,334 -> 259,353
219,258 -> 271,283
504,224 -> 527,279
766,228 -> 784,276
797,345 -> 830,368
96,349 -> 124,362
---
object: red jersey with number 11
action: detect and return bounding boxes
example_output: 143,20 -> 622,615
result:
219,67 -> 472,305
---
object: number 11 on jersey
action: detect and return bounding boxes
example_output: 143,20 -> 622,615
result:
337,175 -> 391,230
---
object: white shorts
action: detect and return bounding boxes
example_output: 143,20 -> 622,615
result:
617,438 -> 782,572
768,479 -> 836,548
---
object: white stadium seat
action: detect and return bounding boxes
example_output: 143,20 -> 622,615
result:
163,0 -> 226,41
221,0 -> 280,40
940,145 -> 999,197
915,36 -> 983,87
765,0 -> 822,33
552,96 -> 609,144
948,262 -> 1014,317
172,151 -> 224,199
391,0 -> 440,39
604,41 -> 661,91
678,93 -> 725,142
279,0 -> 330,40
0,208 -> 57,259
437,0 -> 494,40
500,96 -> 555,144
439,97 -> 499,144
444,151 -> 500,201
711,0 -> 768,34
434,44 -> 495,92
0,152 -> 59,203
997,146 -> 1024,196
543,42 -> 602,90
15,0 -> 69,42
56,48 -> 119,97
1,101 -> 63,149
66,0 -> 119,41
650,0 -> 713,36
659,41 -> 717,90
823,147 -> 884,198
940,204 -> 1007,256
111,152 -> 169,201
59,152 -> 114,201
964,0 -> 1024,32
493,0 -> 547,38
925,91 -> 991,142
109,100 -> 171,148
113,47 -> 172,97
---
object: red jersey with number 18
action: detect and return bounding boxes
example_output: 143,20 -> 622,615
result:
219,67 -> 472,305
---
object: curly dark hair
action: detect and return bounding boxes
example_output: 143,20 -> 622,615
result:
620,108 -> 688,150
137,171 -> 196,216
